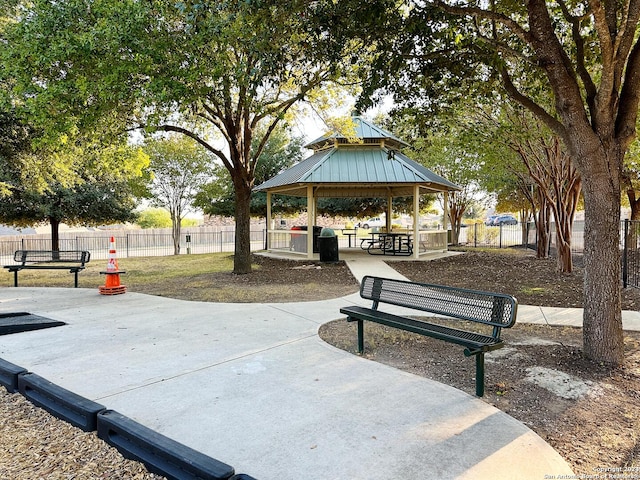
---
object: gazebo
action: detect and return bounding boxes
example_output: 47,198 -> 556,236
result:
254,116 -> 460,259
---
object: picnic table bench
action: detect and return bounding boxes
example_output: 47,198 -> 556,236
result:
340,275 -> 518,396
3,250 -> 91,288
359,232 -> 386,250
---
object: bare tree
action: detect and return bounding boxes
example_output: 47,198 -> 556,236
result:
145,136 -> 214,255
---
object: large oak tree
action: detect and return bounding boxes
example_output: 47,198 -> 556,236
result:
2,0 -> 392,273
365,1 -> 640,364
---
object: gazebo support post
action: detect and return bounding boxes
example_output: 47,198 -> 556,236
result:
443,191 -> 449,249
387,195 -> 393,232
266,192 -> 272,250
413,185 -> 420,259
307,185 -> 314,259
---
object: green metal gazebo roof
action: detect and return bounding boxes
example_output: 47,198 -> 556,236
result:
254,116 -> 460,198
304,116 -> 409,151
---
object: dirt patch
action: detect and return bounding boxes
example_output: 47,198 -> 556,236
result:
130,254 -> 360,303
389,249 -> 640,309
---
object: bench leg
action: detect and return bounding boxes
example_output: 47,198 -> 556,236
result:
13,270 -> 18,287
357,319 -> 364,353
74,271 -> 79,288
475,353 -> 485,397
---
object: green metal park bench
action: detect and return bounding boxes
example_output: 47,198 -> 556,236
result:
3,250 -> 91,288
340,275 -> 518,397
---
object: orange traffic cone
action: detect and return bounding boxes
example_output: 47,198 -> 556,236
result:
99,236 -> 127,295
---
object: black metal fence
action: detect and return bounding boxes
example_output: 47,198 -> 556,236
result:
458,221 -> 590,254
1,219 -> 630,277
458,222 -> 536,250
623,220 -> 640,289
0,228 -> 267,264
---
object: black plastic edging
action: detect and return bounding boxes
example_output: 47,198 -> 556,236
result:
97,410 -> 236,480
3,367 -> 258,479
0,357 -> 28,393
17,372 -> 105,431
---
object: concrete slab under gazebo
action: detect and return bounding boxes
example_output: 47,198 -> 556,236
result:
253,116 -> 460,260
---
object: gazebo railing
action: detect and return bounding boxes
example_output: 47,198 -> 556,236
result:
266,228 -> 448,257
416,230 -> 448,253
267,229 -> 309,255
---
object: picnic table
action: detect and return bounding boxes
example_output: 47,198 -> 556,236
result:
365,232 -> 413,256
341,229 -> 357,248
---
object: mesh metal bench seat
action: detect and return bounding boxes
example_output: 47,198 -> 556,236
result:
340,275 -> 518,396
4,250 -> 91,287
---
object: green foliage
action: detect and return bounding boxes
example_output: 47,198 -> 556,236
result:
181,217 -> 199,227
0,109 -> 34,197
137,208 -> 172,229
1,0 -> 393,270
1,0 -> 378,160
0,137 -> 147,229
144,135 -> 214,220
195,124 -> 305,217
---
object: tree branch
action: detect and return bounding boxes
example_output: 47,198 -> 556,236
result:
499,66 -> 566,137
557,0 -> 597,107
155,124 -> 232,171
431,0 -> 531,46
617,38 -> 640,149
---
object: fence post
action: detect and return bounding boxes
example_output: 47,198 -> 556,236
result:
623,219 -> 629,288
499,224 -> 503,249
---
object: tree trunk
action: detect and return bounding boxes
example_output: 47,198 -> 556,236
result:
627,188 -> 640,221
50,217 -> 61,253
448,209 -> 462,245
555,237 -> 572,272
580,158 -> 624,365
447,194 -> 467,246
171,214 -> 181,255
554,204 -> 575,273
233,178 -> 253,274
536,200 -> 551,259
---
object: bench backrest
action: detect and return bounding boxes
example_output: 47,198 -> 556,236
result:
14,250 -> 91,265
360,276 -> 518,330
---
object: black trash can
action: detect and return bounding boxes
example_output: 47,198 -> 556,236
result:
318,228 -> 339,263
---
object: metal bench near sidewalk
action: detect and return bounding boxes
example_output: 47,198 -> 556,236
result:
3,250 -> 91,287
340,275 -> 518,397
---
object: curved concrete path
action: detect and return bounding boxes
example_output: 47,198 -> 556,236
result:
0,285 -> 574,479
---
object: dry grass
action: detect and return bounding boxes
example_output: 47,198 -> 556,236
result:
1,253 -> 235,289
1,252 -> 360,303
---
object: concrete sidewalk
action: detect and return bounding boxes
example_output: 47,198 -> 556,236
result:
0,286 -> 575,479
340,250 -> 640,332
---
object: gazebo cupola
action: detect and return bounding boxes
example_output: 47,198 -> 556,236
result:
254,116 -> 460,259
305,117 -> 409,153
